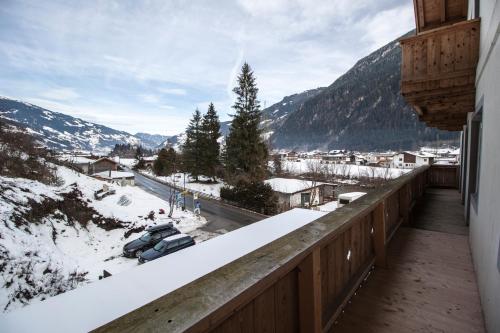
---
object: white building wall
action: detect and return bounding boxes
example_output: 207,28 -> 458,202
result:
468,1 -> 500,331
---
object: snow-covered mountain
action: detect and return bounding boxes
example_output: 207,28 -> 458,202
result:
135,132 -> 170,148
0,97 -> 155,152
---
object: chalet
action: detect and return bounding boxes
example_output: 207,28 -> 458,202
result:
321,153 -> 346,164
348,154 -> 367,165
264,178 -> 336,212
63,155 -> 95,173
89,157 -> 119,174
285,151 -> 299,161
391,151 -> 434,169
93,171 -> 135,186
142,156 -> 157,168
367,152 -> 395,166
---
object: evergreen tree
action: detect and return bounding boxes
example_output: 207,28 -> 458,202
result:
183,109 -> 203,181
201,103 -> 221,181
225,63 -> 268,182
153,147 -> 177,176
272,154 -> 282,176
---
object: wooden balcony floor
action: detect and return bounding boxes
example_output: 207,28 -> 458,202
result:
332,189 -> 485,333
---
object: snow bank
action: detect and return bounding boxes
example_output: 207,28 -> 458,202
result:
0,166 -> 206,313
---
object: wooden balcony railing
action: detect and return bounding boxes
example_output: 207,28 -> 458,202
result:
92,166 -> 437,333
400,19 -> 480,131
428,164 -> 460,188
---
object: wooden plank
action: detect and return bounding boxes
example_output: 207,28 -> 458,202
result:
298,248 -> 322,333
254,287 -> 276,333
343,228 -> 352,285
440,0 -> 446,22
275,270 -> 299,333
334,235 -> 344,296
212,302 -> 254,333
326,241 -> 337,321
373,201 -> 387,268
351,220 -> 361,274
416,0 -> 425,32
333,192 -> 485,333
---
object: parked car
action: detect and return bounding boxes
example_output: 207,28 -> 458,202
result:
122,223 -> 179,258
138,234 -> 195,264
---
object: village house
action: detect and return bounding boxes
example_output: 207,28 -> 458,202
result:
142,156 -> 157,168
92,171 -> 135,186
367,152 -> 395,166
264,177 -> 336,212
63,155 -> 96,173
89,157 -> 119,174
321,153 -> 346,164
391,151 -> 434,169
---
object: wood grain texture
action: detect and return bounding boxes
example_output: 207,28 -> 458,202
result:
332,188 -> 485,333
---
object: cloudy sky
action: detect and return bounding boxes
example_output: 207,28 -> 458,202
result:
0,0 -> 415,135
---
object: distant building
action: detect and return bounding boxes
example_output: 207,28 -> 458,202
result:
89,157 -> 119,174
391,152 -> 434,169
142,156 -> 157,168
367,152 -> 395,167
321,153 -> 346,164
93,171 -> 135,186
265,178 -> 336,212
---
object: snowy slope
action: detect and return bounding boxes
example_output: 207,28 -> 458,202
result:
0,97 -> 153,152
0,165 -> 206,313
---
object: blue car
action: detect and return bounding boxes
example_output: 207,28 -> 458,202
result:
138,234 -> 195,264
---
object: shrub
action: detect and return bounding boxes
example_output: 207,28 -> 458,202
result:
220,180 -> 278,215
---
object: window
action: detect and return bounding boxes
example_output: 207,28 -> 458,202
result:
469,108 -> 483,211
167,240 -> 179,249
179,237 -> 191,245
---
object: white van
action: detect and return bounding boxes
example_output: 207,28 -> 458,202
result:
337,192 -> 367,208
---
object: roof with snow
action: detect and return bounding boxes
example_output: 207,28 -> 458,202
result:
93,171 -> 134,179
338,192 -> 367,200
59,156 -> 95,164
163,233 -> 190,242
265,178 -> 329,194
0,208 -> 326,333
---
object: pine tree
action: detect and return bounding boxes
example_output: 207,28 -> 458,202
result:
225,63 -> 268,182
201,103 -> 221,181
183,109 -> 203,181
273,154 -> 282,176
153,147 -> 177,176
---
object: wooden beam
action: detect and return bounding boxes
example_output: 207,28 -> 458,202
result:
441,0 -> 447,23
298,248 -> 322,333
372,201 -> 387,268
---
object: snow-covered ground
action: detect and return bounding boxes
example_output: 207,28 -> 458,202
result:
0,165 -> 206,313
141,171 -> 224,198
281,159 -> 410,179
316,200 -> 339,212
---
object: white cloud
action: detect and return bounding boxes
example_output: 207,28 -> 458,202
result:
139,94 -> 161,104
1,0 -> 416,134
39,87 -> 79,101
157,88 -> 187,96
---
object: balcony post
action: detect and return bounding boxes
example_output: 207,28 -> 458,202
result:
373,200 -> 387,268
400,184 -> 411,226
298,247 -> 322,333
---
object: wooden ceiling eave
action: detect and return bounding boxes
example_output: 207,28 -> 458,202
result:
414,0 -> 468,33
400,11 -> 479,132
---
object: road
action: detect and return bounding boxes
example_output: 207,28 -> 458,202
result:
131,171 -> 264,233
